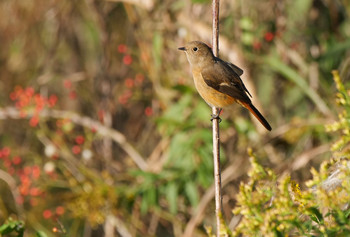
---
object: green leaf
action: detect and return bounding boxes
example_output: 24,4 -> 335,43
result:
273,227 -> 284,237
197,164 -> 213,188
192,100 -> 212,123
0,223 -> 12,234
36,231 -> 48,237
172,84 -> 194,94
156,93 -> 194,134
140,195 -> 149,214
307,207 -> 323,224
239,17 -> 254,31
152,32 -> 163,70
319,39 -> 350,60
0,219 -> 24,236
166,182 -> 178,214
241,32 -> 254,46
285,219 -> 304,233
333,210 -> 347,225
191,0 -> 210,3
185,181 -> 199,207
147,187 -> 157,207
285,0 -> 312,31
344,208 -> 350,218
140,187 -> 157,214
266,55 -> 330,115
168,132 -> 195,169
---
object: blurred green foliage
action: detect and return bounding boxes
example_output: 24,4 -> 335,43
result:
0,218 -> 24,237
229,72 -> 350,236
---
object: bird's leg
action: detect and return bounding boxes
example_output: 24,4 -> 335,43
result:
211,108 -> 222,123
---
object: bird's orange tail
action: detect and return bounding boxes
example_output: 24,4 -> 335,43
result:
241,102 -> 271,131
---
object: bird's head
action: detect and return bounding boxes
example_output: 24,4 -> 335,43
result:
178,41 -> 214,67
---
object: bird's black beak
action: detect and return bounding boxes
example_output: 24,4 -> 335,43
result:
178,47 -> 186,51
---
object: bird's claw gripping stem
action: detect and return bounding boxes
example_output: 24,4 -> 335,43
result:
211,108 -> 222,123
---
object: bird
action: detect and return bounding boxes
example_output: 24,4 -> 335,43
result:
178,41 -> 271,131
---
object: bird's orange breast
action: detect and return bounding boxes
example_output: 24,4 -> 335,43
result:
192,68 -> 236,108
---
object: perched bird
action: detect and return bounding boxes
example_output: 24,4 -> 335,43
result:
178,41 -> 271,131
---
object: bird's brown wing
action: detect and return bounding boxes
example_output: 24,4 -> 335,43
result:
215,57 -> 243,76
214,58 -> 252,97
201,61 -> 251,103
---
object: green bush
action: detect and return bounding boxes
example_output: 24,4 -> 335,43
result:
223,71 -> 350,237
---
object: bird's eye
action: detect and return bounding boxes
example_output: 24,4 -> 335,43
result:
193,47 -> 198,52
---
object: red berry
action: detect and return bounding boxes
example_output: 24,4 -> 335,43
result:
12,156 -> 22,165
10,92 -> 17,100
2,147 -> 11,157
32,165 -> 41,179
16,196 -> 24,205
56,206 -> 65,215
48,94 -> 58,107
30,187 -> 41,196
118,95 -> 128,105
123,55 -> 133,65
25,87 -> 35,97
69,91 -> 77,100
144,106 -> 153,117
43,209 -> 52,219
63,80 -> 72,89
264,32 -> 274,42
118,44 -> 128,53
75,135 -> 85,145
253,40 -> 262,50
72,145 -> 81,154
135,74 -> 145,85
19,185 -> 29,196
29,116 -> 39,127
125,78 -> 134,88
23,166 -> 32,175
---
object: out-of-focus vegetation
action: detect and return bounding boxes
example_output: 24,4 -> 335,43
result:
0,0 -> 349,236
230,71 -> 350,237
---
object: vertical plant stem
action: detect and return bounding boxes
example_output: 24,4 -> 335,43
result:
212,1 -> 220,56
212,0 -> 222,236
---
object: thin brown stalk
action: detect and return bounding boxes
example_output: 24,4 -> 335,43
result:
212,0 -> 222,236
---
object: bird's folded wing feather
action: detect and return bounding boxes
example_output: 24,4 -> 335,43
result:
201,64 -> 251,104
214,59 -> 252,97
215,57 -> 244,76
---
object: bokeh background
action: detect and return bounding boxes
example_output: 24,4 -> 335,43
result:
0,0 -> 350,236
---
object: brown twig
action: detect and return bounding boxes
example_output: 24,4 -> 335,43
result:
0,169 -> 25,219
211,1 -> 223,236
290,143 -> 330,171
0,107 -> 148,171
105,0 -> 154,10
